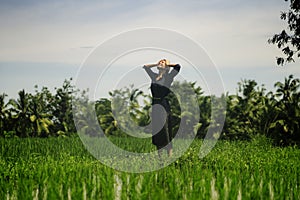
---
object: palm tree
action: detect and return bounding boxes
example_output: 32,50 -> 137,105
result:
224,80 -> 270,140
129,88 -> 151,127
74,100 -> 101,136
9,90 -> 31,137
274,75 -> 300,104
271,75 -> 300,145
52,79 -> 76,135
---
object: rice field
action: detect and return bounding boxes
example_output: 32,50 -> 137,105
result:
0,136 -> 299,199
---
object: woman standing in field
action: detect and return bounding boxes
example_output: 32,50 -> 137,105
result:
143,59 -> 181,157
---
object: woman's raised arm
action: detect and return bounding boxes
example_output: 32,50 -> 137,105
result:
143,63 -> 158,68
143,63 -> 158,80
168,64 -> 181,78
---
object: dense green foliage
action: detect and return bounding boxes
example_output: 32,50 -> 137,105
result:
0,75 -> 299,146
0,78 -> 77,138
0,137 -> 299,199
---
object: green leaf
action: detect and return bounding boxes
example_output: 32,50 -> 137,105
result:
30,115 -> 36,122
283,125 -> 288,132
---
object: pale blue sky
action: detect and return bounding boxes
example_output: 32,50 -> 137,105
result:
0,0 -> 299,99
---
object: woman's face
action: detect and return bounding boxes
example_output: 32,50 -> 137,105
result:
157,59 -> 170,74
158,59 -> 167,67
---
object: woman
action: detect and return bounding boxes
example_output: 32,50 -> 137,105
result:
143,59 -> 181,157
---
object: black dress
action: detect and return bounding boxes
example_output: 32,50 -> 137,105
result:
143,64 -> 181,149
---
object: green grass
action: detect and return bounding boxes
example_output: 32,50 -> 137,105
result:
0,136 -> 299,199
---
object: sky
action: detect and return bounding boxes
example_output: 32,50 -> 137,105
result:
0,0 -> 299,99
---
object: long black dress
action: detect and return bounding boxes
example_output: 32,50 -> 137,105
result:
143,64 -> 181,149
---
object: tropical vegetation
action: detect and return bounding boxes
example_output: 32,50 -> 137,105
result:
0,75 -> 299,146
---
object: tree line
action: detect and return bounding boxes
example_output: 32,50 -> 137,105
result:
0,75 -> 299,146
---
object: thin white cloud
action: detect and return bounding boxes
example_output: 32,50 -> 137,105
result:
0,0 -> 294,70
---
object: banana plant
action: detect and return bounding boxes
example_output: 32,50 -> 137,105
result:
95,98 -> 117,135
28,94 -> 53,137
